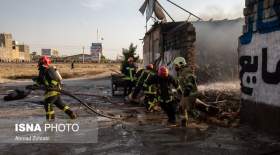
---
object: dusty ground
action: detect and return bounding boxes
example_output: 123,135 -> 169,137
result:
0,63 -> 120,83
0,76 -> 280,155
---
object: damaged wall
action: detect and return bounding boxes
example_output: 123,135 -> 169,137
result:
143,22 -> 196,75
239,0 -> 280,133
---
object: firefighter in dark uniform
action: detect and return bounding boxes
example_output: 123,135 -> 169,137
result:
30,56 -> 77,121
131,64 -> 157,111
121,57 -> 137,96
146,66 -> 182,125
173,57 -> 198,127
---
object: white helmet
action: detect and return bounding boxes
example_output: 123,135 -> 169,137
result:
173,57 -> 187,68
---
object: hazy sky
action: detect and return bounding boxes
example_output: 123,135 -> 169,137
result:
0,0 -> 244,59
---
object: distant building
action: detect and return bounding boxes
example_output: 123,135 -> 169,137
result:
63,54 -> 93,62
41,49 -> 51,56
0,33 -> 30,62
18,44 -> 30,61
41,49 -> 59,57
52,49 -> 59,57
90,43 -> 102,62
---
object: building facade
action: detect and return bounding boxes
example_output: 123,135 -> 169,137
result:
0,33 -> 30,62
239,0 -> 280,133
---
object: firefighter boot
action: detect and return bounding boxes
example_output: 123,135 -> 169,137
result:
181,110 -> 189,127
63,106 -> 77,119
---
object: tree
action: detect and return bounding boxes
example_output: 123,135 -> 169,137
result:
122,43 -> 139,62
121,43 -> 139,73
100,54 -> 106,63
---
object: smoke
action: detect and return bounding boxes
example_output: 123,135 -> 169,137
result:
198,4 -> 244,21
192,18 -> 244,83
81,0 -> 116,10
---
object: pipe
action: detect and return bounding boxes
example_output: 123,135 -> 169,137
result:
166,0 -> 203,21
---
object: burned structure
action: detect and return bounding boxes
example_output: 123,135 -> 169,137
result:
143,22 -> 196,74
239,0 -> 280,133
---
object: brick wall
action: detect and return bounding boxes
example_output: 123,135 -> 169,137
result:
143,22 -> 196,73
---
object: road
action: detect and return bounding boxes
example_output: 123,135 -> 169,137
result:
0,76 -> 279,155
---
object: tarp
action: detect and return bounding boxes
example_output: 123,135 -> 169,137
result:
154,2 -> 166,21
139,0 -> 166,22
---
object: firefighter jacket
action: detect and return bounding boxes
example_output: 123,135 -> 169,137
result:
121,63 -> 137,82
34,66 -> 62,99
135,69 -> 156,95
176,66 -> 198,97
146,75 -> 182,102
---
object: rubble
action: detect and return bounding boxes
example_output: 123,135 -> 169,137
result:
196,88 -> 240,128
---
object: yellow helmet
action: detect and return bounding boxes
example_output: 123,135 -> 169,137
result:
173,57 -> 187,68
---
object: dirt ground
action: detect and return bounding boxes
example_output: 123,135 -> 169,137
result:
0,76 -> 280,155
0,63 -> 120,83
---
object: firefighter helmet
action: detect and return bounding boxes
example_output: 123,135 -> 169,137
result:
146,64 -> 154,70
38,56 -> 51,67
158,66 -> 169,78
173,57 -> 187,68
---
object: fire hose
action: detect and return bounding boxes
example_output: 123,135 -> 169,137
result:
4,85 -> 122,120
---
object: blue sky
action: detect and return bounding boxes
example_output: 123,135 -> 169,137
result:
0,0 -> 244,59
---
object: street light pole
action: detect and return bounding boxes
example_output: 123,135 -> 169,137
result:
82,46 -> 85,64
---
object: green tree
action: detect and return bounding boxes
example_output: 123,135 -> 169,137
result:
121,43 -> 139,73
122,43 -> 139,61
100,54 -> 106,63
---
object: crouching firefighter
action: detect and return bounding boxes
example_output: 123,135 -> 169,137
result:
28,56 -> 77,121
121,57 -> 137,96
146,66 -> 182,125
173,57 -> 198,127
131,64 -> 157,111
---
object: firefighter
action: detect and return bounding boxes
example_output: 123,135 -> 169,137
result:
173,57 -> 198,127
132,64 -> 157,111
146,66 -> 182,125
121,57 -> 137,96
28,56 -> 77,121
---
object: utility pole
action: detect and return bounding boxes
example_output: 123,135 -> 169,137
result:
97,28 -> 99,43
82,46 -> 85,64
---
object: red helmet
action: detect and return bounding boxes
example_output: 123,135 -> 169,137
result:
38,56 -> 51,67
146,64 -> 154,70
158,66 -> 169,78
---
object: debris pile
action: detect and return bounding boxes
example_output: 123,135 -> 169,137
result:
195,89 -> 240,128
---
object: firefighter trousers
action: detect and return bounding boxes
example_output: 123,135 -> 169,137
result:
44,95 -> 76,121
159,100 -> 177,123
124,80 -> 134,96
179,96 -> 196,126
144,94 -> 157,111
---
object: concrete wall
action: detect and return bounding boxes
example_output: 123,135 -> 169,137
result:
239,0 -> 280,133
143,25 -> 161,66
